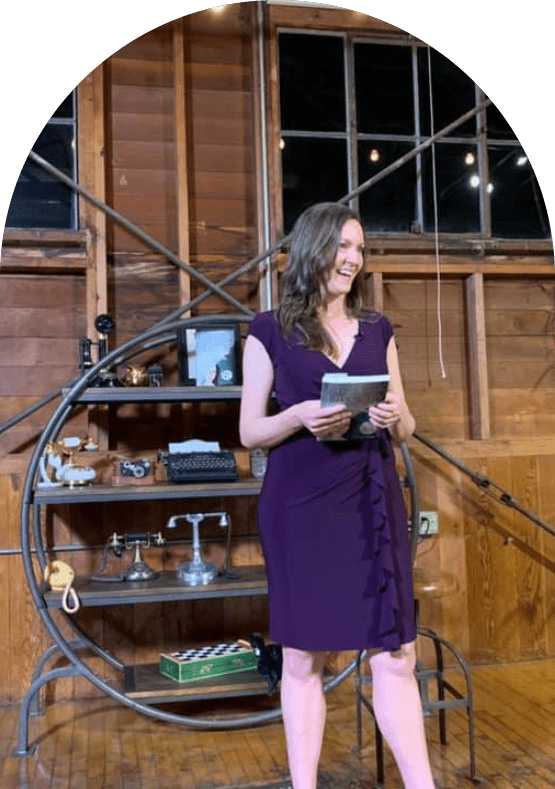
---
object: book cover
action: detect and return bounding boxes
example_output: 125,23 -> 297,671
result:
320,373 -> 390,441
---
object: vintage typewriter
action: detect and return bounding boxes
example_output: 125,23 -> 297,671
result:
161,450 -> 238,484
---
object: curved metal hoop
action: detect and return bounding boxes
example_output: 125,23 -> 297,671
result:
20,316 -> 419,734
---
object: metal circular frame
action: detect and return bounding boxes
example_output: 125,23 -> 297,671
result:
20,315 -> 419,734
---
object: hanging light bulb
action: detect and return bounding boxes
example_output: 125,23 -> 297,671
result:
464,152 -> 475,166
516,156 -> 528,166
279,138 -> 286,150
369,148 -> 380,164
487,183 -> 494,194
469,175 -> 480,188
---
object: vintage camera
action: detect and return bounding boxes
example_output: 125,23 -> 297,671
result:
119,459 -> 153,479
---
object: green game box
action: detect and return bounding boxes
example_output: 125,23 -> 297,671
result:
159,642 -> 258,683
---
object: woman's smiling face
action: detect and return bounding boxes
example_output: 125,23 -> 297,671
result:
324,219 -> 365,299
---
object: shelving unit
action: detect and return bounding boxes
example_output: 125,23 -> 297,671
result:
15,318 -> 360,757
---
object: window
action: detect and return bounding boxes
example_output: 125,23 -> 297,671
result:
6,92 -> 78,229
278,32 -> 550,240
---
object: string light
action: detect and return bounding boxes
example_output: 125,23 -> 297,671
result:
469,175 -> 480,188
369,148 -> 380,163
464,152 -> 475,165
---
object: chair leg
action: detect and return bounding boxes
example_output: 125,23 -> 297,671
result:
430,631 -> 448,745
375,717 -> 385,789
418,626 -> 480,784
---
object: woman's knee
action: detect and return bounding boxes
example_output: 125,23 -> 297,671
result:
282,647 -> 326,682
369,641 -> 417,679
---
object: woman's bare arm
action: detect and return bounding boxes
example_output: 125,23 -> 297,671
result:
239,335 -> 351,450
368,336 -> 415,444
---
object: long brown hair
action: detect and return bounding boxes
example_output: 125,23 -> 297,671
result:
277,202 -> 368,358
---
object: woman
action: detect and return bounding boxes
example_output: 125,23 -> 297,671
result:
240,202 -> 435,789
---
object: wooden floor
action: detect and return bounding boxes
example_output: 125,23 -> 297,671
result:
1,659 -> 554,789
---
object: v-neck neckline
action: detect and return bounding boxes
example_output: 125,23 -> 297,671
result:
320,321 -> 360,370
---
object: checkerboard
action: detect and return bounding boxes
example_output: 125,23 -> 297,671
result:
160,641 -> 258,683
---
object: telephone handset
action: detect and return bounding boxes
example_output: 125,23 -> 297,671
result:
44,561 -> 80,614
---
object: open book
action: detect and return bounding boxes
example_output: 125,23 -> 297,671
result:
319,372 -> 390,441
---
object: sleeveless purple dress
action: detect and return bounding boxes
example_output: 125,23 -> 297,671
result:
248,311 -> 416,652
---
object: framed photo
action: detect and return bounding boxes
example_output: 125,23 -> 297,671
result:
177,322 -> 242,387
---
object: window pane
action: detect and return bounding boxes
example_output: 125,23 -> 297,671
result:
486,102 -> 518,140
52,92 -> 75,119
6,125 -> 76,229
358,142 -> 416,233
281,137 -> 348,232
355,43 -> 414,135
418,48 -> 476,137
423,143 -> 480,233
489,147 -> 551,238
279,33 -> 345,132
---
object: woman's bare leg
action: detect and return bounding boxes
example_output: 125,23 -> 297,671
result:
280,647 -> 327,789
369,642 -> 435,789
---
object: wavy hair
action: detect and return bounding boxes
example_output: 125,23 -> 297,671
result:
276,202 -> 368,358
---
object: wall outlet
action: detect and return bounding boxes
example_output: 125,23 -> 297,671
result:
419,511 -> 439,536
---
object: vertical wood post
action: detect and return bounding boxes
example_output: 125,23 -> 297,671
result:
465,272 -> 490,439
78,65 -> 108,334
78,65 -> 109,448
172,18 -> 191,316
369,271 -> 384,313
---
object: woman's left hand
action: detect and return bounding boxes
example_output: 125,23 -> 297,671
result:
369,392 -> 403,430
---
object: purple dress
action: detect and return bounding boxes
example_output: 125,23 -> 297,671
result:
248,311 -> 416,653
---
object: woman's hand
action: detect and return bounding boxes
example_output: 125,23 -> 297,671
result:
369,392 -> 403,431
293,400 -> 352,439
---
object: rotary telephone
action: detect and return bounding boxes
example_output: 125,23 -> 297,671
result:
44,560 -> 80,614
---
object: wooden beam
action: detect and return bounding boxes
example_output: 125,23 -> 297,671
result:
172,18 -> 191,316
465,272 -> 490,439
77,64 -> 108,334
275,253 -> 555,278
368,271 -> 383,312
1,229 -> 89,248
78,65 -> 109,449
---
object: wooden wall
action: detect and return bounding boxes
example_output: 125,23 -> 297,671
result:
0,4 -> 554,704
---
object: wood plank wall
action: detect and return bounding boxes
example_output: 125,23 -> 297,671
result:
0,5 -> 554,703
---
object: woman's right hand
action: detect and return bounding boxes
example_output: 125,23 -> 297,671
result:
292,400 -> 352,439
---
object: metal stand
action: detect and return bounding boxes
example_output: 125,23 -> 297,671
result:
166,512 -> 228,585
354,628 -> 480,787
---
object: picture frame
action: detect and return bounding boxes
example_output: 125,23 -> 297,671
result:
177,322 -> 242,387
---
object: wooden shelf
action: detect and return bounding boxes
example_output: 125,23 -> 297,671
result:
124,663 -> 269,703
43,566 -> 268,608
34,479 -> 262,504
64,386 -> 243,403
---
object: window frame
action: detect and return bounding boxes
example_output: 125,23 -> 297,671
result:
276,28 -> 545,241
5,91 -> 79,231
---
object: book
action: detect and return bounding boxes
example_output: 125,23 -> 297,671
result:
159,642 -> 258,683
319,372 -> 390,441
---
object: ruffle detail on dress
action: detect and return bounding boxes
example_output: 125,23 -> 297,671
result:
362,431 -> 406,652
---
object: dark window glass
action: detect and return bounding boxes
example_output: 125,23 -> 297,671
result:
355,43 -> 414,135
6,125 -> 76,229
418,48 -> 476,137
358,142 -> 416,233
279,33 -> 345,132
281,137 -> 348,232
486,102 -> 518,140
488,147 -> 551,238
52,92 -> 74,119
422,143 -> 480,233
